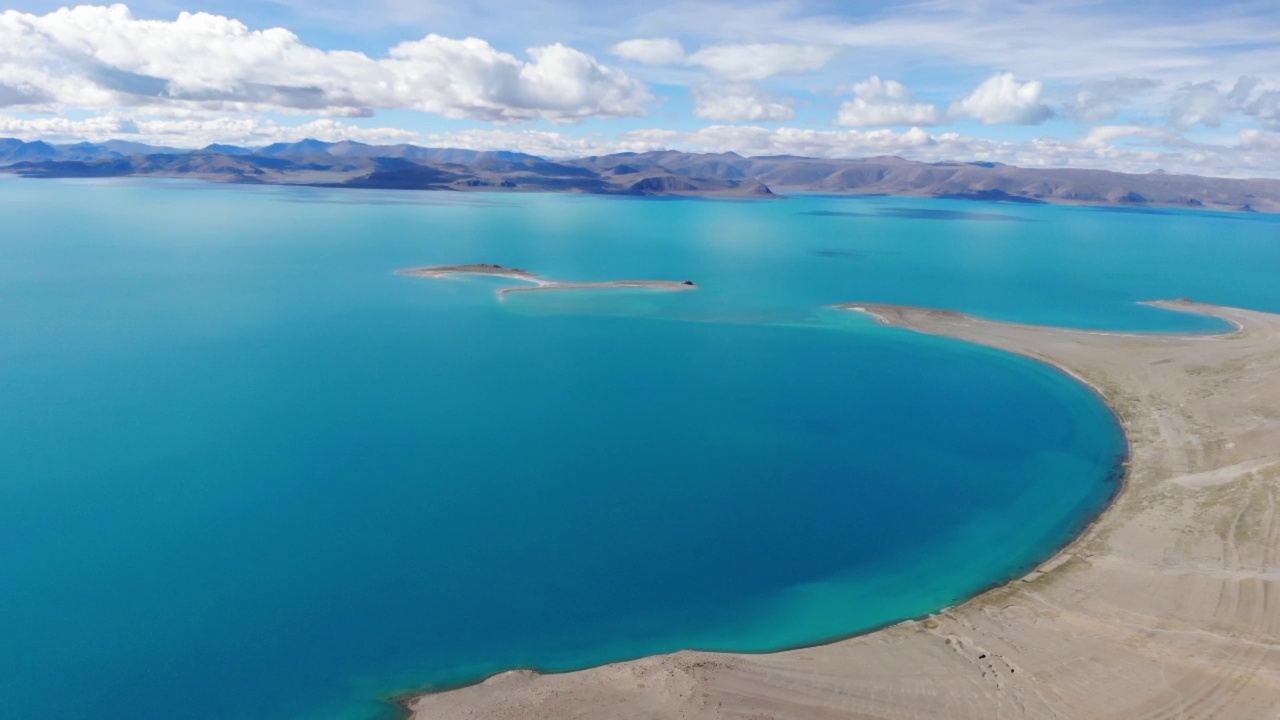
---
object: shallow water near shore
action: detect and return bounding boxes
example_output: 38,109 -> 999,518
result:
2,178 -> 1278,720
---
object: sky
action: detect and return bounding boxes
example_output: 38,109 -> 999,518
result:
2,0 -> 1280,176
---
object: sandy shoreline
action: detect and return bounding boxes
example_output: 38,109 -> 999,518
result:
397,263 -> 698,297
405,299 -> 1280,719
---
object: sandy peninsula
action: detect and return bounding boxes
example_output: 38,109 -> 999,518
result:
404,299 -> 1280,720
396,263 -> 698,297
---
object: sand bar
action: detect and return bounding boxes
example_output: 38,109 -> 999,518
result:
405,299 -> 1280,720
397,263 -> 698,297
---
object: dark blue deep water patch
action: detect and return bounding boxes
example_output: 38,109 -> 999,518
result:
874,207 -> 1033,221
1,178 -> 1277,720
799,209 -> 873,217
799,206 -> 1033,222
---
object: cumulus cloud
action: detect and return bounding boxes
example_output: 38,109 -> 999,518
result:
0,4 -> 651,122
1243,92 -> 1280,131
610,38 -> 686,65
949,72 -> 1054,125
609,125 -> 941,162
0,110 -> 675,156
610,39 -> 837,81
1080,125 -> 1179,146
1226,77 -> 1280,131
1168,77 -> 1280,131
1238,129 -> 1280,151
686,43 -> 839,81
0,113 -> 424,147
835,76 -> 941,127
1065,78 -> 1160,123
1169,81 -> 1226,129
0,81 -> 52,106
692,83 -> 794,122
418,128 -> 665,157
620,124 -> 1279,178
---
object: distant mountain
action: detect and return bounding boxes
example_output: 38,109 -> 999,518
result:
0,138 -> 58,163
2,136 -> 1278,209
101,140 -> 184,156
570,150 -> 1280,211
256,138 -> 340,157
0,138 -> 767,197
201,143 -> 254,156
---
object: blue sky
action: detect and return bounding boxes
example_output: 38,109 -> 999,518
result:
1,1 -> 1279,176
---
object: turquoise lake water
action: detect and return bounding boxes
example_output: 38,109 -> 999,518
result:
2,176 -> 1278,720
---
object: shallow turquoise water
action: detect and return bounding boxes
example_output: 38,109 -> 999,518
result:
1,177 -> 1276,720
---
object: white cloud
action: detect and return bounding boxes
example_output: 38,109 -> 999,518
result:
1065,78 -> 1160,123
1170,81 -> 1226,129
610,38 -> 686,65
610,39 -> 837,82
0,111 -> 676,157
657,2 -> 1280,88
0,4 -> 651,122
0,113 -> 423,147
1238,129 -> 1280,151
692,83 -> 793,122
686,43 -> 838,81
1,114 -> 143,140
835,76 -> 941,127
623,124 -> 1280,179
621,124 -> 938,159
1224,77 -> 1280,131
949,72 -> 1054,125
1243,91 -> 1280,131
1168,77 -> 1280,131
417,128 -> 664,157
1080,125 -> 1179,147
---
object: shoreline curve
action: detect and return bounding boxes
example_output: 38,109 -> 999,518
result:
401,299 -> 1280,720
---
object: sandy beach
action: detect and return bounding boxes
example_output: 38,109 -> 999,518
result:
397,264 -> 698,297
405,299 -> 1280,720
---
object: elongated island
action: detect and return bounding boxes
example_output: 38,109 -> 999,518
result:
403,299 -> 1280,719
397,263 -> 699,297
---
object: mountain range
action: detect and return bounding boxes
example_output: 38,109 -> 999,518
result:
3,137 -> 1278,212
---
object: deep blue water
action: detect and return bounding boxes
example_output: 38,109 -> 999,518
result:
2,177 -> 1277,720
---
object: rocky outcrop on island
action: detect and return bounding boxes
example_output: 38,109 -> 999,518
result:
3,137 -> 1279,210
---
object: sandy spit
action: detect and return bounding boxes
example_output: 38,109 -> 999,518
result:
396,263 -> 698,297
404,300 -> 1280,720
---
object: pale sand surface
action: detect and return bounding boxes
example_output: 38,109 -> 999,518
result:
397,263 -> 698,297
406,300 -> 1280,720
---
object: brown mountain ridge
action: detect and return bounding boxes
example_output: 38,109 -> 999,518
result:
2,138 -> 1277,211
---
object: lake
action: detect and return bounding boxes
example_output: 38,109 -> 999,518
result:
3,177 -> 1276,720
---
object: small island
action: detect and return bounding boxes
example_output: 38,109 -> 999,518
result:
397,263 -> 699,297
